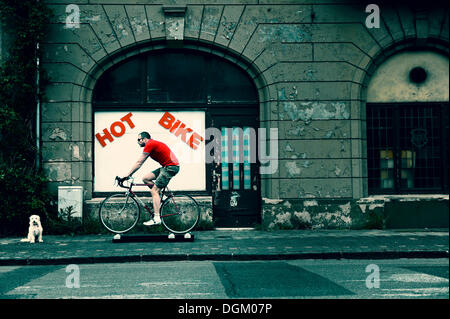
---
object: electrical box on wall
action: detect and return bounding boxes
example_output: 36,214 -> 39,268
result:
58,186 -> 83,219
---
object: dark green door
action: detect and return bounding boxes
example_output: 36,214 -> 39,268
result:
211,113 -> 260,228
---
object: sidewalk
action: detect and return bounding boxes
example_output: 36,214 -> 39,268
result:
0,229 -> 448,266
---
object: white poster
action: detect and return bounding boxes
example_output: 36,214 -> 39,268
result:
94,111 -> 206,192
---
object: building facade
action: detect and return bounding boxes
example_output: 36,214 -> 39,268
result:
39,0 -> 449,229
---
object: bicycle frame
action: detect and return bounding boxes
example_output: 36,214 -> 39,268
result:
117,177 -> 180,219
100,176 -> 200,234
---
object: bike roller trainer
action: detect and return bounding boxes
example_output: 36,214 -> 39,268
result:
112,232 -> 195,243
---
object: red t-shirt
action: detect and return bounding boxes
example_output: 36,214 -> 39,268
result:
143,139 -> 179,166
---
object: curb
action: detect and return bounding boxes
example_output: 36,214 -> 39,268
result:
0,250 -> 448,266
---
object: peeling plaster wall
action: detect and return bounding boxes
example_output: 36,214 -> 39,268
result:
39,0 -> 449,228
367,51 -> 449,102
262,198 -> 356,230
262,196 -> 449,230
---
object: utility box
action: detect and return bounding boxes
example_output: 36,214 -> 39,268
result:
58,186 -> 83,219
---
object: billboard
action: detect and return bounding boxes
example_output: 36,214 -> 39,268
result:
94,111 -> 205,192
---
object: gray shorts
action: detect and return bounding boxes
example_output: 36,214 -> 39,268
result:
152,165 -> 180,189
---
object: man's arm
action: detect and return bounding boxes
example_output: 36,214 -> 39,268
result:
126,153 -> 149,178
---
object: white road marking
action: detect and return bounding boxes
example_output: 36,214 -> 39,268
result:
389,273 -> 448,283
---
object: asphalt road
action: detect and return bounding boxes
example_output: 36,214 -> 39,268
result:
0,259 -> 448,299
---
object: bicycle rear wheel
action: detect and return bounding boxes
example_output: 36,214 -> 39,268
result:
161,194 -> 200,234
99,193 -> 140,234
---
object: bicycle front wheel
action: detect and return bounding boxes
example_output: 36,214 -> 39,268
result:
161,194 -> 200,234
99,193 -> 140,234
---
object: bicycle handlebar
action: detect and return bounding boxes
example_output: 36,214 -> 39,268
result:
115,176 -> 134,189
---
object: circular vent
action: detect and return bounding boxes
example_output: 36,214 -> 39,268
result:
409,67 -> 427,84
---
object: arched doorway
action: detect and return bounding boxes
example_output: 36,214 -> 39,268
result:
92,48 -> 261,227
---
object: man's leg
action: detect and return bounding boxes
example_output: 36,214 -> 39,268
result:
143,167 -> 178,226
150,185 -> 161,220
142,172 -> 156,188
142,172 -> 161,225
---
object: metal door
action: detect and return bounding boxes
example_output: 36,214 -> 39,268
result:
211,114 -> 260,227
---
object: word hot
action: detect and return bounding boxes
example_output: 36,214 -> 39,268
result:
159,112 -> 204,150
96,112 -> 135,147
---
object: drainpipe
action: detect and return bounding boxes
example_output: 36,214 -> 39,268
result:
36,0 -> 41,170
36,42 -> 40,169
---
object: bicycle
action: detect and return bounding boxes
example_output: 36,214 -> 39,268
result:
99,176 -> 200,235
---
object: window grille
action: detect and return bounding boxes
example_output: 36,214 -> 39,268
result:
367,103 -> 449,194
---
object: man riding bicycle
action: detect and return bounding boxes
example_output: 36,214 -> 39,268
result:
119,131 -> 180,226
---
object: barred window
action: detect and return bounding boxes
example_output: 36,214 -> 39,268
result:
367,103 -> 449,194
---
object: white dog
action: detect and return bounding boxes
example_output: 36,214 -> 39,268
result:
20,215 -> 43,243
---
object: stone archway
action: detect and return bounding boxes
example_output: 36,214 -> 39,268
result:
350,36 -> 449,198
74,39 -> 269,201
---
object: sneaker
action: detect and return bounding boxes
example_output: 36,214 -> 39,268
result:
143,217 -> 161,226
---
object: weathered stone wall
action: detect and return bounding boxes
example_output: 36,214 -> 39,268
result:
367,51 -> 449,102
40,0 -> 449,228
262,195 -> 449,230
